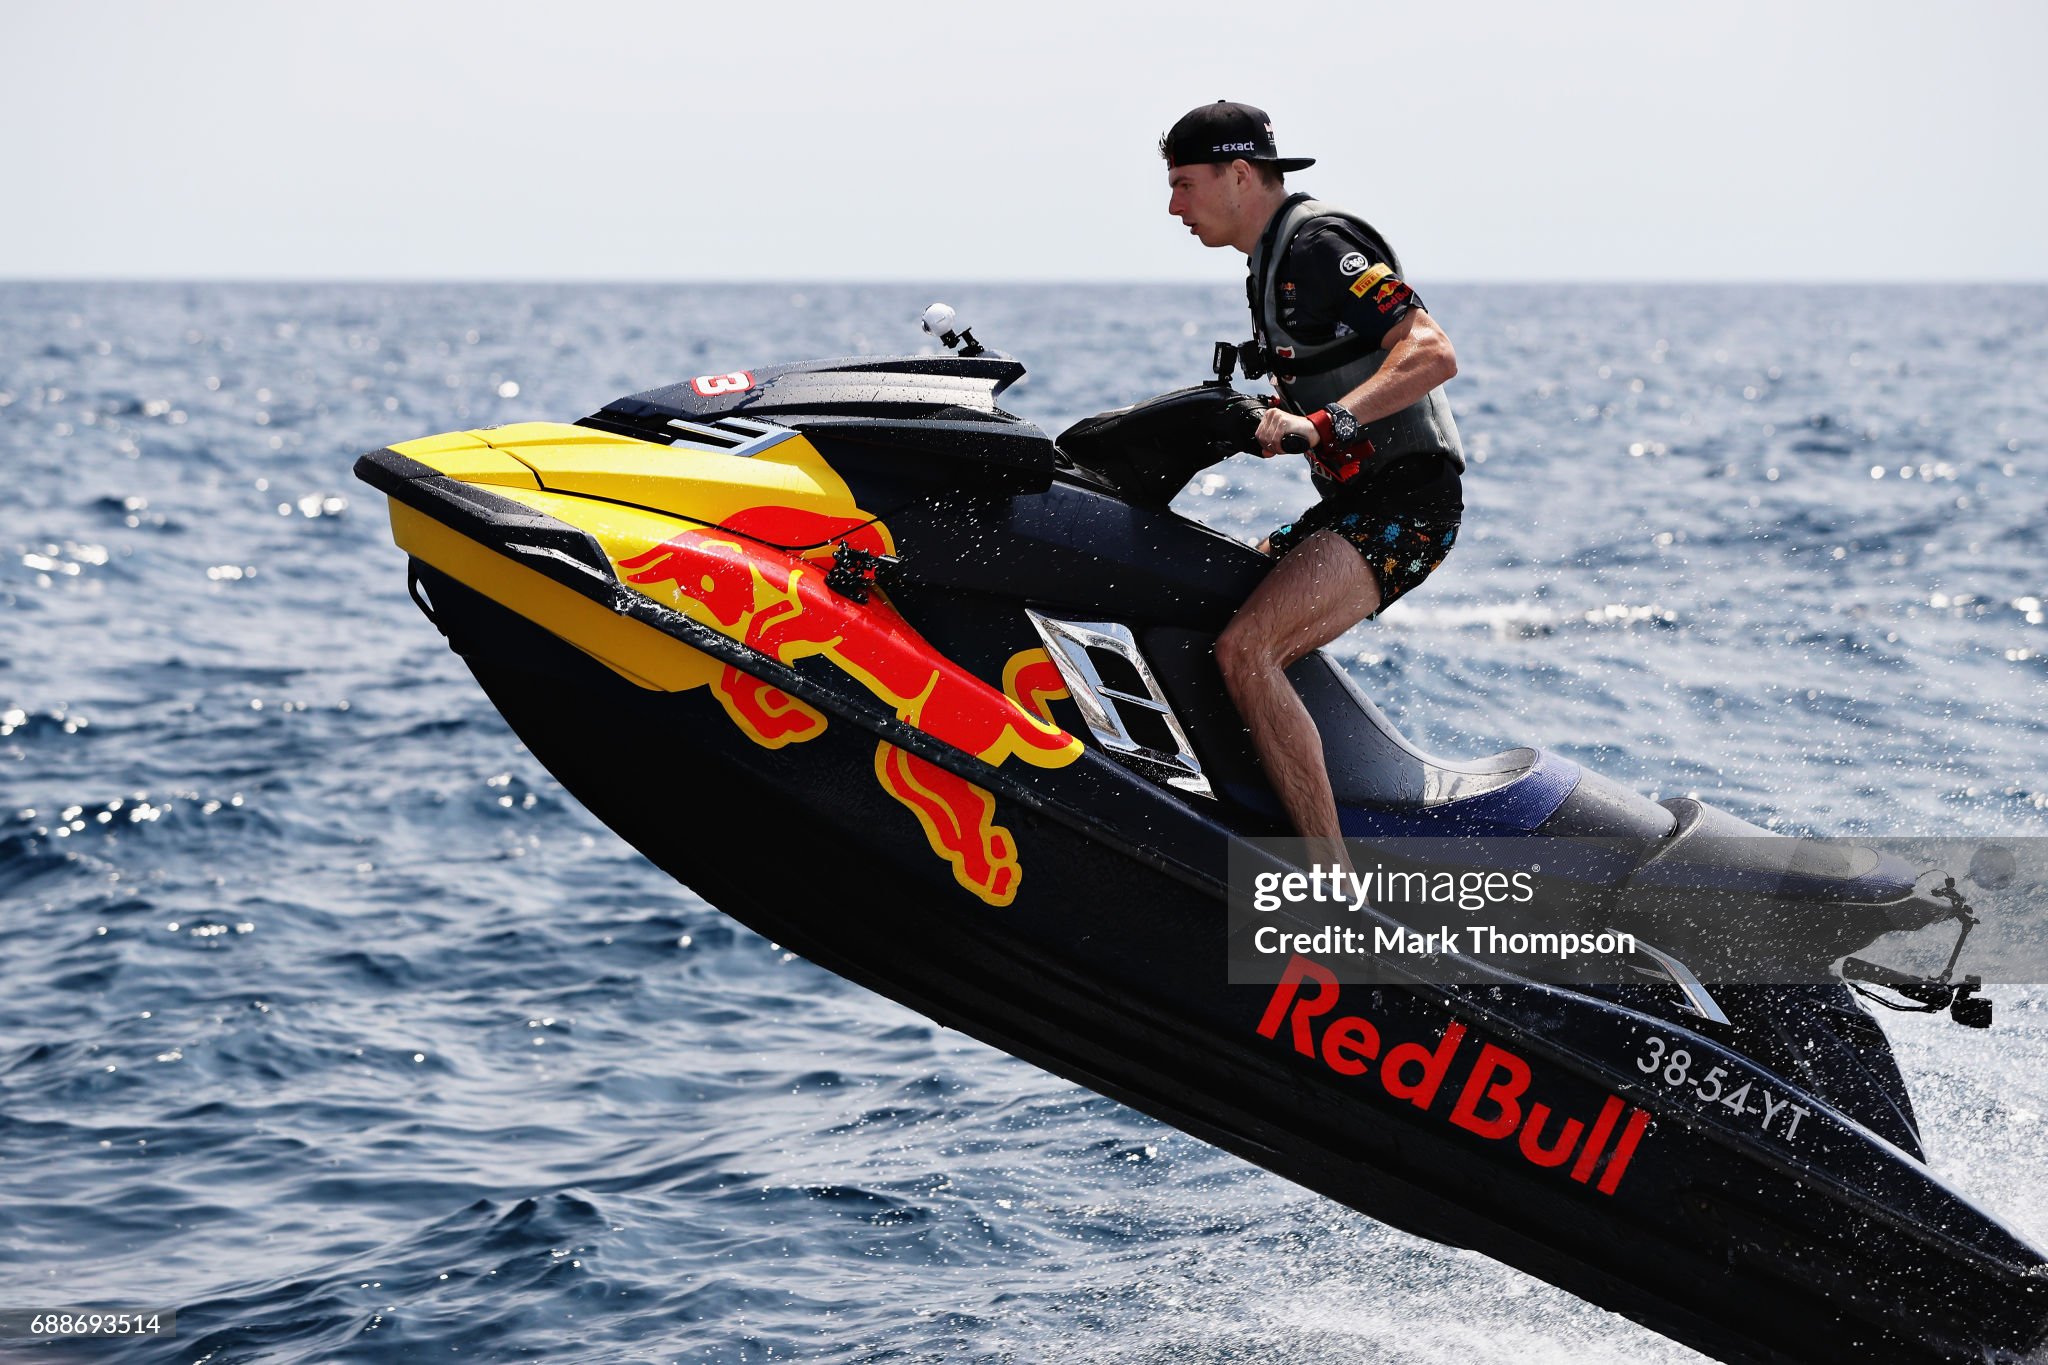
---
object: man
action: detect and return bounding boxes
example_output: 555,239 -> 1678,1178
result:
1163,101 -> 1465,874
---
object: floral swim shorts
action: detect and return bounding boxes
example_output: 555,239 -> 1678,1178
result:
1266,455 -> 1463,616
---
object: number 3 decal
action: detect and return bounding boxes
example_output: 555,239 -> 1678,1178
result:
690,370 -> 754,397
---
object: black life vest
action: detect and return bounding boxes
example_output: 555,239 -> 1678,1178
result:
1247,193 -> 1465,476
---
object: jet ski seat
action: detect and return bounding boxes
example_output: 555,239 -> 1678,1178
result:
1294,652 -> 1532,806
1294,652 -> 1681,839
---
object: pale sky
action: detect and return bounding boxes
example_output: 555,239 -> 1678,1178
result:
5,0 -> 2043,282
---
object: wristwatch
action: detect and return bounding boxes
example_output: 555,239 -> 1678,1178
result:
1322,402 -> 1363,449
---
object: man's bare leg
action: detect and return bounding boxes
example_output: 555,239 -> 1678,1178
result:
1216,530 -> 1383,874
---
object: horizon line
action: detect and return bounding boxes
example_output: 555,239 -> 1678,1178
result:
4,275 -> 2047,289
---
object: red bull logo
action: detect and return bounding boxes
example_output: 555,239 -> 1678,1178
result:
1258,955 -> 1653,1195
615,505 -> 1082,906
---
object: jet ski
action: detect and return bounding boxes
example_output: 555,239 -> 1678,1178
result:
354,308 -> 2048,1365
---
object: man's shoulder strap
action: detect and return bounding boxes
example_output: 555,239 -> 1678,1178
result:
1285,201 -> 1402,275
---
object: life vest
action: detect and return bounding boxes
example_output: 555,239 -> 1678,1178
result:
1247,193 -> 1465,476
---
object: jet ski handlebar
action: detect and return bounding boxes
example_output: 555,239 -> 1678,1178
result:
1211,343 -> 1308,452
1055,356 -> 1316,505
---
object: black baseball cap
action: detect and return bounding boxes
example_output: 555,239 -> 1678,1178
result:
1162,100 -> 1315,173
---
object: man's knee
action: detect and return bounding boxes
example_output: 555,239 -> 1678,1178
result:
1216,616 -> 1279,686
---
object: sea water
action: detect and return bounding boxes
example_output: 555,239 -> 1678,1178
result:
3,281 -> 2046,1362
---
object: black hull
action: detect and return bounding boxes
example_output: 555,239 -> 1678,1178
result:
417,563 -> 2048,1365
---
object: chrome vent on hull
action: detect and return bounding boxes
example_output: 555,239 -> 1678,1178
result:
1026,611 -> 1213,799
660,415 -> 796,457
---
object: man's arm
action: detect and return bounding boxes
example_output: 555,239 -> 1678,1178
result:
1331,307 -> 1456,425
1252,309 -> 1458,452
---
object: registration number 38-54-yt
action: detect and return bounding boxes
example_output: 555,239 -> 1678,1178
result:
1637,1035 -> 1811,1142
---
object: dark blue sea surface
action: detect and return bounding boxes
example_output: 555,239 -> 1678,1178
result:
4,281 -> 2047,1363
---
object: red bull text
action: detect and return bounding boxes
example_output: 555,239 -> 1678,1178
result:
1257,955 -> 1652,1195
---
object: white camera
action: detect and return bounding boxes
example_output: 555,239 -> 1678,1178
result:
918,302 -> 984,356
920,303 -> 961,342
